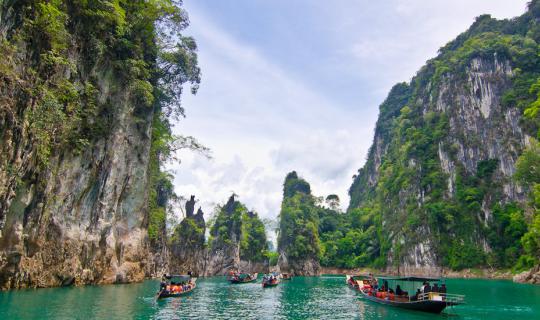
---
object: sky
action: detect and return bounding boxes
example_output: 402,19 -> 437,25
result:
167,0 -> 529,233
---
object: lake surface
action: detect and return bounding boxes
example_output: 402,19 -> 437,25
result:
1,276 -> 539,319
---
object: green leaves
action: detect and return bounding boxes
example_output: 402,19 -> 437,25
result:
515,139 -> 540,187
278,174 -> 321,261
524,79 -> 540,119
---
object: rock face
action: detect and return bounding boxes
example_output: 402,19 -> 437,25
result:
277,172 -> 321,276
205,196 -> 242,276
0,60 -> 153,289
204,195 -> 269,276
278,252 -> 320,276
169,196 -> 207,276
0,1 -> 172,289
513,265 -> 540,284
348,9 -> 540,275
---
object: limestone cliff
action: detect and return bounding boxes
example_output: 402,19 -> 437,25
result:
169,196 -> 207,276
205,195 -> 269,276
348,5 -> 540,276
0,1 -> 200,289
277,172 -> 321,276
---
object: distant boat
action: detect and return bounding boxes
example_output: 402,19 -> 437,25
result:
262,273 -> 280,288
281,273 -> 293,280
156,275 -> 197,299
346,275 -> 464,314
228,273 -> 258,284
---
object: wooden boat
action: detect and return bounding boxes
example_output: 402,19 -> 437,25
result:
346,275 -> 464,314
347,274 -> 364,289
156,275 -> 197,299
229,273 -> 258,284
281,273 -> 292,280
262,274 -> 280,288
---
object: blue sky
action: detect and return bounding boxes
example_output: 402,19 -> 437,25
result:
168,0 -> 529,229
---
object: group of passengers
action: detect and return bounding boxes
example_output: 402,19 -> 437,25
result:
228,271 -> 241,281
361,274 -> 447,301
263,273 -> 278,283
166,282 -> 192,293
410,282 -> 447,301
364,278 -> 407,300
159,274 -> 193,294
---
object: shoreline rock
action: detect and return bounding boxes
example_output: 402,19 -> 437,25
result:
513,265 -> 540,284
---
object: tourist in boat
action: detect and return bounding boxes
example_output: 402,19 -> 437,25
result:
395,284 -> 403,296
383,280 -> 389,292
432,283 -> 439,292
421,281 -> 432,293
160,274 -> 167,291
371,277 -> 378,291
412,288 -> 421,301
440,284 -> 447,293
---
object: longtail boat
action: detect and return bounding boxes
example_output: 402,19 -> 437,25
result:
156,274 -> 197,299
262,273 -> 280,288
346,275 -> 464,314
228,273 -> 258,284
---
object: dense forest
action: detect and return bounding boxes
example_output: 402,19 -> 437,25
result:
347,1 -> 540,274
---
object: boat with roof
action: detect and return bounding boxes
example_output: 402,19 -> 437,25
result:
262,273 -> 280,288
346,274 -> 464,313
156,274 -> 197,299
228,272 -> 258,284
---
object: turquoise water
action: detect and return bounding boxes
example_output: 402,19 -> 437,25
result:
1,276 -> 539,319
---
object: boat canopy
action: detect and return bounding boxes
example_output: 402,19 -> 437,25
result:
350,274 -> 370,279
376,276 -> 441,282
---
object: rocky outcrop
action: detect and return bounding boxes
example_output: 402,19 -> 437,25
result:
0,1 -> 197,289
169,196 -> 207,276
278,252 -> 320,276
348,8 -> 540,274
513,265 -> 540,284
204,196 -> 242,276
0,67 -> 154,289
277,172 -> 321,276
204,195 -> 269,276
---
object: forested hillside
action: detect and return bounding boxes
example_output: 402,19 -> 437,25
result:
347,1 -> 540,279
277,2 -> 540,283
0,0 -> 200,289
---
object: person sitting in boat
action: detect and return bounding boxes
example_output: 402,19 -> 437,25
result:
432,283 -> 439,292
383,280 -> 389,292
160,274 -> 167,291
440,284 -> 446,293
421,281 -> 431,293
412,289 -> 421,301
395,284 -> 408,296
